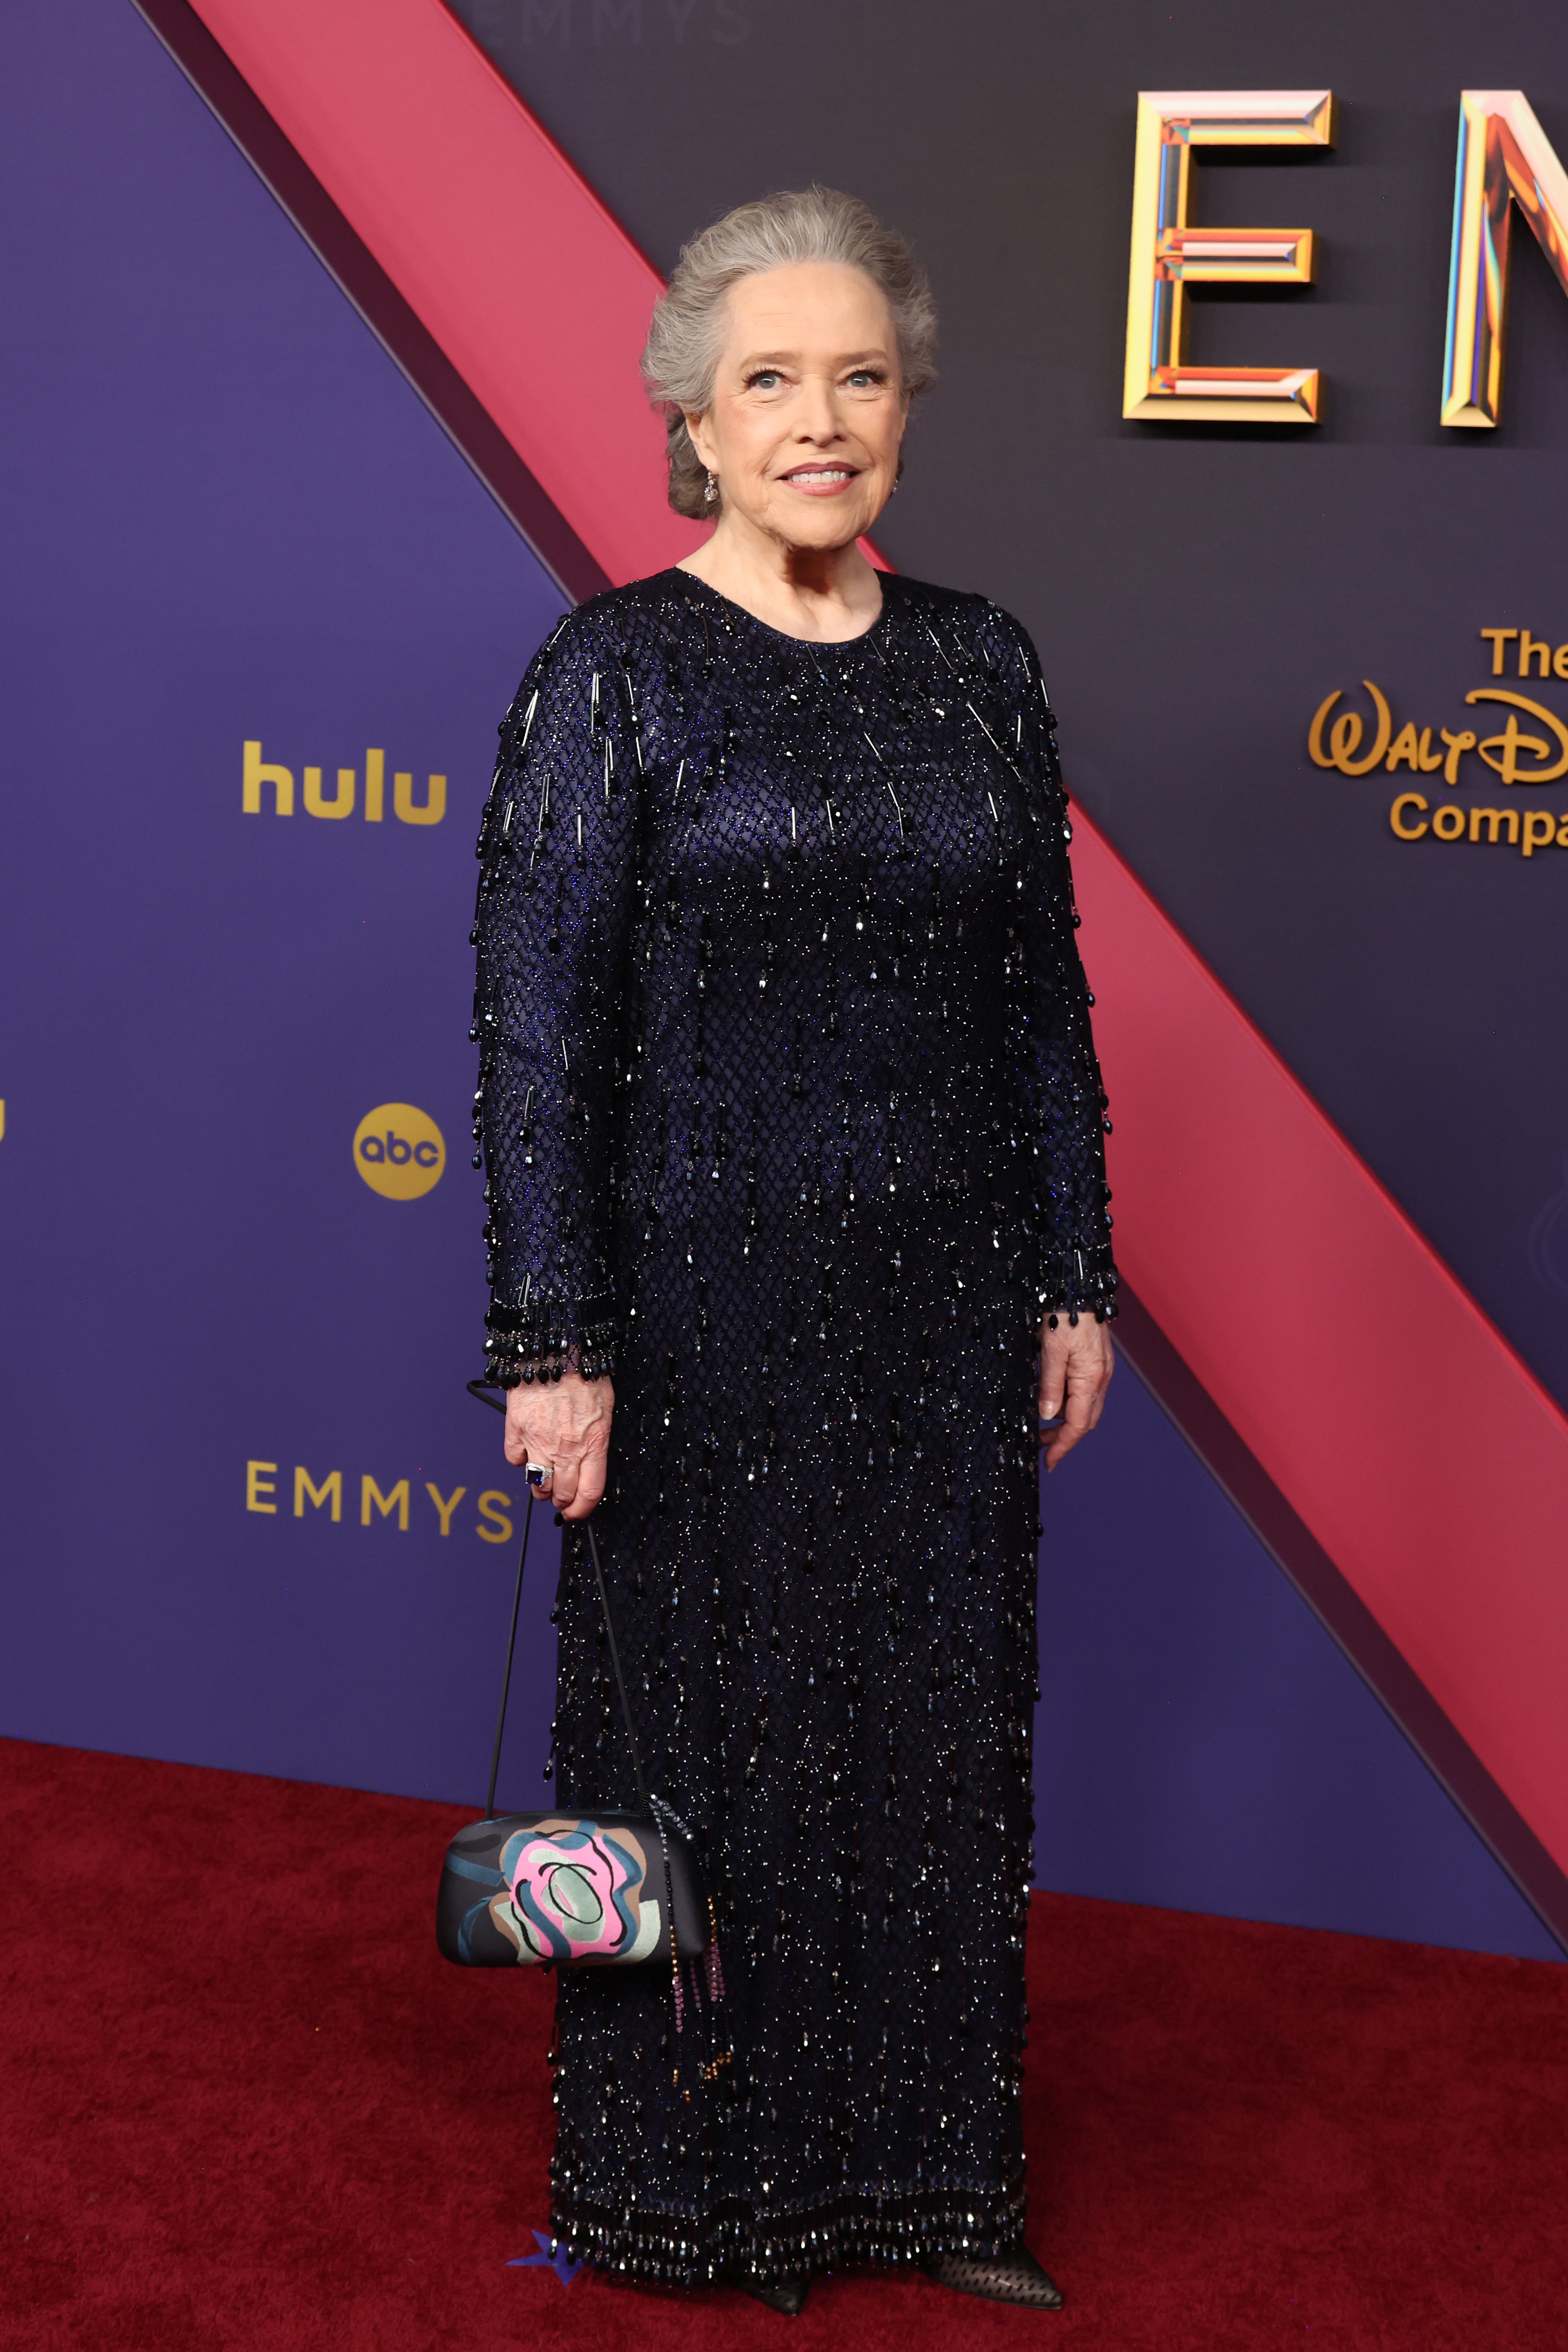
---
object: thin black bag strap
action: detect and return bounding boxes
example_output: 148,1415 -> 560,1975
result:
584,1518 -> 650,1813
470,1381 -> 533,1819
484,1491 -> 533,1818
468,1378 -> 649,1816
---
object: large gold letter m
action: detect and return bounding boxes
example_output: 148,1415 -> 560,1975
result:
1443,93 -> 1568,427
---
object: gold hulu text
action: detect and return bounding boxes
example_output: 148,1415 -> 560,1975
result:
242,743 -> 446,825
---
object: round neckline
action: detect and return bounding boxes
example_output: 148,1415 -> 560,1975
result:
665,566 -> 895,650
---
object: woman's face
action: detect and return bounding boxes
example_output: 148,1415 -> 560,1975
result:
686,262 -> 908,551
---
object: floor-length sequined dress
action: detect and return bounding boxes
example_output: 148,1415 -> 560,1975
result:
472,569 -> 1116,2284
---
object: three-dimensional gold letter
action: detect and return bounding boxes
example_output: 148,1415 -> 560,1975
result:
1442,92 -> 1568,428
1124,90 -> 1336,424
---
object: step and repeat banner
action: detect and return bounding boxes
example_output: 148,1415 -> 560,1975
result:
0,0 -> 1563,1957
0,0 -> 569,1806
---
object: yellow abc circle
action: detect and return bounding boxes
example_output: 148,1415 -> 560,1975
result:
352,1103 -> 446,1200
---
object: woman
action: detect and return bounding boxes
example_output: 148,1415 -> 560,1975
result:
472,187 -> 1116,2315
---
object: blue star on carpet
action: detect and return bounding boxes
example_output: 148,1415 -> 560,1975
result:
507,2230 -> 583,2284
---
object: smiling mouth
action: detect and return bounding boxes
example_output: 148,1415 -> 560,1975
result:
780,466 -> 859,490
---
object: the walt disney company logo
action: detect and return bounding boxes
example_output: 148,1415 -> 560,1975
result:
1308,627 -> 1568,859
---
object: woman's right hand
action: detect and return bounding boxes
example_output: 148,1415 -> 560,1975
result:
503,1370 -> 614,1520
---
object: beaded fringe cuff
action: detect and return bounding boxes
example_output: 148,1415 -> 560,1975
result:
1037,1239 -> 1119,1324
551,2174 -> 1028,2290
484,1291 -> 618,1387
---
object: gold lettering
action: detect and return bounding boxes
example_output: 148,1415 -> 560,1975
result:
1480,628 -> 1518,674
1390,792 -> 1430,840
302,765 -> 355,820
294,1466 -> 342,1521
1555,646 -> 1568,681
1440,726 -> 1477,784
425,1482 -> 467,1536
1123,90 -> 1334,424
1477,715 -> 1548,783
1432,802 -> 1466,840
1522,809 -> 1556,857
242,741 -> 293,816
1443,94 -> 1568,427
361,1475 -> 410,1530
1385,723 -> 1422,772
1559,815 -> 1568,846
365,748 -> 385,823
476,1491 -> 514,1544
246,1459 -> 278,1513
1327,682 -> 1393,776
1416,728 -> 1445,773
1307,691 -> 1342,768
1470,805 -> 1520,844
394,771 -> 446,827
1467,689 -> 1568,783
1520,631 -> 1552,677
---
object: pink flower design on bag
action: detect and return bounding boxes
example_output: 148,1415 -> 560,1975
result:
502,1827 -> 641,1962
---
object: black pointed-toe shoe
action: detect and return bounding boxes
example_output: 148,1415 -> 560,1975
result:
737,2271 -> 811,2315
924,2246 -> 1065,2309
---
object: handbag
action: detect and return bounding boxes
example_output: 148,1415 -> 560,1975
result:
435,1382 -> 717,2002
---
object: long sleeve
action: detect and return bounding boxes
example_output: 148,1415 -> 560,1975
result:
978,604 -> 1118,1323
471,605 -> 642,1384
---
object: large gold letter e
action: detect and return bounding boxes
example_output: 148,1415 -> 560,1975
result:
1123,90 -> 1336,424
1442,92 -> 1568,428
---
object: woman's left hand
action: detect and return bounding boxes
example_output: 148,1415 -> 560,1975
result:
1038,1314 -> 1115,1471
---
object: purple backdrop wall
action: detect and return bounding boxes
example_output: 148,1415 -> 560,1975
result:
0,0 -> 570,1809
0,0 -> 1555,1960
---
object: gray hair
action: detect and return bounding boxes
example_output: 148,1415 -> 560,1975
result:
641,186 -> 938,520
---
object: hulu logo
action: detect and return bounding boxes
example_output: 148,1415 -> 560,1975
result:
242,742 -> 445,826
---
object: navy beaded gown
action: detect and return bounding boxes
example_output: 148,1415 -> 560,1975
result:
472,568 -> 1116,2286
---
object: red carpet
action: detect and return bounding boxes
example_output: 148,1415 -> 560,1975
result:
1,1739 -> 1564,2350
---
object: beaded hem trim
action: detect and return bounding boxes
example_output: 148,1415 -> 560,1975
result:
551,2176 -> 1028,2288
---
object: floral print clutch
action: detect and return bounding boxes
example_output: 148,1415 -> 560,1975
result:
436,1806 -> 709,1967
438,1398 -> 717,1991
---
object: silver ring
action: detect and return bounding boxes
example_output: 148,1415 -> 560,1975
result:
525,1462 -> 554,1491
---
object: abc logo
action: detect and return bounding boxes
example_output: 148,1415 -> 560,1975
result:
353,1103 -> 445,1200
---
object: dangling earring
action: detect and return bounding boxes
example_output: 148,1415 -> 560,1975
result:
703,471 -> 718,505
